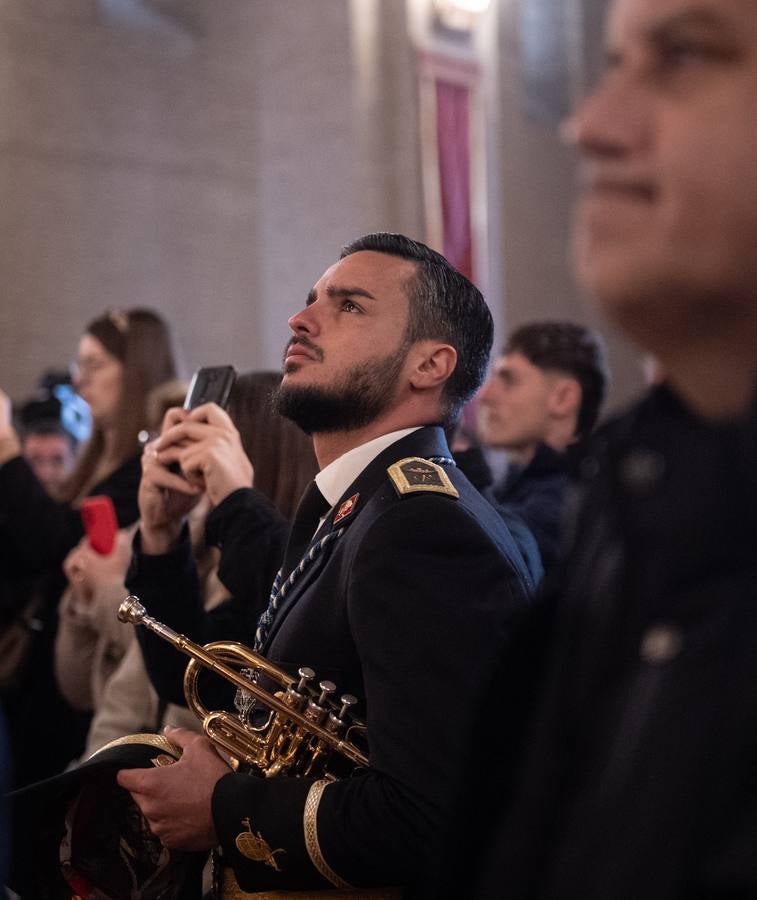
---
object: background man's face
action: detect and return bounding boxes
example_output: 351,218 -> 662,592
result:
23,432 -> 75,494
571,0 -> 757,347
477,352 -> 557,453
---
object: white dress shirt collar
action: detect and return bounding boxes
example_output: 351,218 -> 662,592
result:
315,427 -> 421,509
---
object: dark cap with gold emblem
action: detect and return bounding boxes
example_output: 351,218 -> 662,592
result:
387,457 -> 459,499
8,733 -> 205,899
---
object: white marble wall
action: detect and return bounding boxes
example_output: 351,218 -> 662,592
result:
0,0 -> 422,398
1,0 -> 641,413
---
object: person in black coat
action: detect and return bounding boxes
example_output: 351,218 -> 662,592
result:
0,308 -> 178,786
117,233 -> 535,895
451,385 -> 757,900
427,0 -> 757,895
0,310 -> 177,576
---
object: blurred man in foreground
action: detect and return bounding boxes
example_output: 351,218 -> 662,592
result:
436,0 -> 757,896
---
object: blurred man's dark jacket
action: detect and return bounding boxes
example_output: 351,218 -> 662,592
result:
433,384 -> 757,899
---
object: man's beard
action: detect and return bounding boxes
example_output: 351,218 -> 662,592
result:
275,342 -> 409,435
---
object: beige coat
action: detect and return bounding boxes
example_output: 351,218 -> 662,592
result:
83,562 -> 228,757
84,638 -> 198,758
54,579 -> 134,713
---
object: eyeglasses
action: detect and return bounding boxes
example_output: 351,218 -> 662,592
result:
70,357 -> 113,379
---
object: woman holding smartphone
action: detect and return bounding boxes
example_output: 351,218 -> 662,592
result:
0,307 -> 179,786
0,309 -> 178,566
54,371 -> 317,761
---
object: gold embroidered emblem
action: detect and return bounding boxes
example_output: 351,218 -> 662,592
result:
235,817 -> 286,871
387,457 -> 459,499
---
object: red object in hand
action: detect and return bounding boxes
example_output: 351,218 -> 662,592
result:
80,495 -> 118,555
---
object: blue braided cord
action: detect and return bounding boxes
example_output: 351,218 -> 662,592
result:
253,527 -> 346,651
253,458 -> 451,650
427,456 -> 456,467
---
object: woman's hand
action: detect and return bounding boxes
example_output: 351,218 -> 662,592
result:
63,527 -> 135,607
158,403 -> 254,507
138,407 -> 204,555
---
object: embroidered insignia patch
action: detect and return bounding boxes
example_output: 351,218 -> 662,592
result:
333,492 -> 359,525
235,817 -> 286,871
387,457 -> 459,499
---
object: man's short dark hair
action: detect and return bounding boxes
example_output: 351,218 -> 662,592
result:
506,321 -> 609,440
18,416 -> 76,448
340,233 -> 493,426
17,393 -> 77,446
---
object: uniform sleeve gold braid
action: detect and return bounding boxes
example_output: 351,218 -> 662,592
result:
304,780 -> 354,890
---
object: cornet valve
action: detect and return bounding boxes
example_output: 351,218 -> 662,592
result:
296,667 -> 315,692
338,694 -> 357,720
328,694 -> 358,732
317,680 -> 336,706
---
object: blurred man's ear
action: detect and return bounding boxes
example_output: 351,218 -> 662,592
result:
548,377 -> 581,419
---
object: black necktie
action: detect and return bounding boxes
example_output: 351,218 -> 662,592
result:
281,480 -> 330,580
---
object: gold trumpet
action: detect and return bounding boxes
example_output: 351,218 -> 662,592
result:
117,595 -> 368,779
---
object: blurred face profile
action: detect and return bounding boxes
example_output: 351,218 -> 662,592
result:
570,0 -> 757,348
477,353 -> 561,455
22,432 -> 76,494
72,334 -> 124,427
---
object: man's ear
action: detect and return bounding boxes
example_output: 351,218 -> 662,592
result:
548,376 -> 581,418
408,342 -> 458,391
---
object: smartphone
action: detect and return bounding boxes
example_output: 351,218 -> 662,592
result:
183,365 -> 237,411
168,366 -> 237,477
80,495 -> 118,555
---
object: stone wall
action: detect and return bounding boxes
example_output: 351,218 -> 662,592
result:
0,0 -> 422,397
1,0 -> 642,415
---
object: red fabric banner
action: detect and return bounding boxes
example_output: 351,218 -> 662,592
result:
435,79 -> 472,280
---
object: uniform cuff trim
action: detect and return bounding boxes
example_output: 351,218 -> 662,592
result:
303,780 -> 353,890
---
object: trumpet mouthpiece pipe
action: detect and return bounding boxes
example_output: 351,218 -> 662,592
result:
117,595 -> 145,624
118,595 -> 183,645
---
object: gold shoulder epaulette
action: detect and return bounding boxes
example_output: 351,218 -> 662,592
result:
387,457 -> 459,499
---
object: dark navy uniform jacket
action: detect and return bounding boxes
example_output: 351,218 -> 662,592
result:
129,425 -> 534,893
